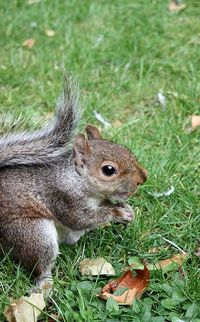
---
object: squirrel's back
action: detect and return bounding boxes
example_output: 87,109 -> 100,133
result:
0,75 -> 79,168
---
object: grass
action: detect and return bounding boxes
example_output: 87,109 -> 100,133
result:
0,0 -> 200,320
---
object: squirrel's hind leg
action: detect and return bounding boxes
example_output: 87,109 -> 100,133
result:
0,218 -> 59,295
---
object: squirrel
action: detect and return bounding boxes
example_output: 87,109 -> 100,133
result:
0,76 -> 147,293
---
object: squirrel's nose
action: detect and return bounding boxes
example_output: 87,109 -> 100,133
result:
136,167 -> 148,186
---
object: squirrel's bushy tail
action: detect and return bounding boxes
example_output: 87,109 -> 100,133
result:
0,75 -> 80,168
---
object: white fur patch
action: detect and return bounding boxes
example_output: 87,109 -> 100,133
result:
39,219 -> 59,257
55,221 -> 85,245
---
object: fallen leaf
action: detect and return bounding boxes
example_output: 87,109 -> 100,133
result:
128,252 -> 187,273
4,293 -> 45,322
169,1 -> 186,12
186,115 -> 200,132
97,264 -> 150,305
45,29 -> 56,37
148,252 -> 187,273
191,115 -> 200,130
22,38 -> 35,49
79,257 -> 116,276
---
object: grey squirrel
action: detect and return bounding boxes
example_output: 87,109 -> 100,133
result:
0,76 -> 147,292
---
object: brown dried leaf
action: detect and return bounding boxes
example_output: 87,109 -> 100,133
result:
149,252 -> 187,273
79,257 -> 116,276
169,1 -> 186,12
45,29 -> 56,37
22,38 -> 35,49
98,264 -> 150,305
4,293 -> 45,322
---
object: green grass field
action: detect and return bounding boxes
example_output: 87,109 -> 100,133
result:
0,0 -> 200,321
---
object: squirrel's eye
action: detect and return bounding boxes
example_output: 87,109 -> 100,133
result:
101,165 -> 116,176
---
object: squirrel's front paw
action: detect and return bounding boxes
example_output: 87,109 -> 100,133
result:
112,204 -> 134,223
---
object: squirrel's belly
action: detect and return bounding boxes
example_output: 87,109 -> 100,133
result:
55,220 -> 85,245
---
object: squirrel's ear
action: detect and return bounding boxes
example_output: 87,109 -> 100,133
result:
73,134 -> 91,166
86,125 -> 102,140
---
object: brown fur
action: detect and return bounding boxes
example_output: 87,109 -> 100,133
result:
0,77 -> 147,291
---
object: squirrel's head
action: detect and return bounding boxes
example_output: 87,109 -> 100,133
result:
73,125 -> 147,201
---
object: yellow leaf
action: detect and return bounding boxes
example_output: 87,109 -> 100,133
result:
4,293 -> 45,322
169,1 -> 186,12
45,29 -> 56,37
191,115 -> 200,130
152,252 -> 187,272
79,257 -> 116,276
22,38 -> 35,49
